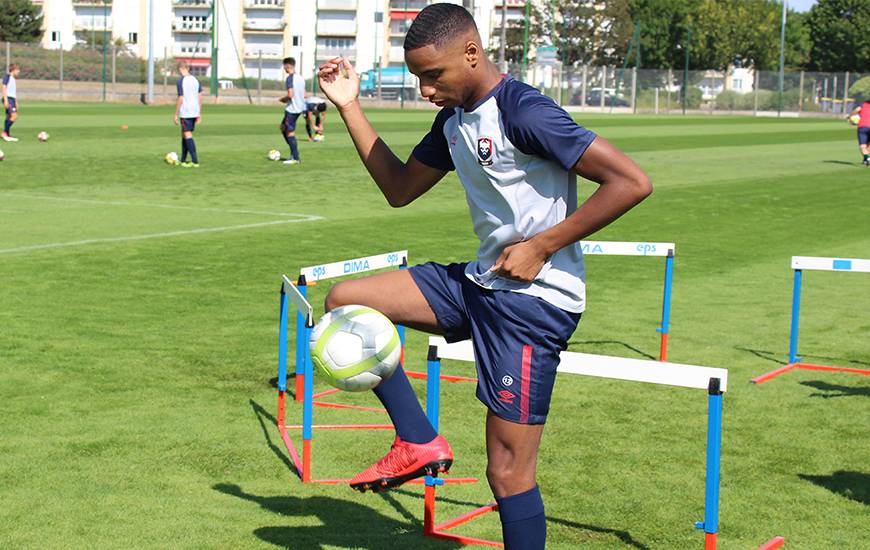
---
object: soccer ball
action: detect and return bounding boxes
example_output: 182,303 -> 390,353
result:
37,131 -> 49,142
849,114 -> 861,126
313,134 -> 324,142
309,305 -> 401,392
164,151 -> 179,165
0,149 -> 4,161
268,149 -> 281,161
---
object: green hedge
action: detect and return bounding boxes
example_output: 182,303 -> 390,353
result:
11,44 -> 147,83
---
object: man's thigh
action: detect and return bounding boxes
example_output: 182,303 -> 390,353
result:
326,269 -> 442,334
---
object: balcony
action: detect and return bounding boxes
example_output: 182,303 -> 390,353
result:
318,0 -> 357,10
388,46 -> 404,63
316,21 -> 356,36
73,0 -> 110,5
173,19 -> 211,32
244,18 -> 285,32
389,0 -> 429,10
172,0 -> 210,7
245,0 -> 284,9
74,17 -> 112,31
244,47 -> 284,59
174,47 -> 210,57
316,47 -> 356,60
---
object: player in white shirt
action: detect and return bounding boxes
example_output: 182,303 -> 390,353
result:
173,61 -> 203,167
3,63 -> 20,142
279,57 -> 306,165
317,5 -> 651,549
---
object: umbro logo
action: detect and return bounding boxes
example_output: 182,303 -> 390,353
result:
497,390 -> 515,404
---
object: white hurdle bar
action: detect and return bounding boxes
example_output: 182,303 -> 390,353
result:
423,336 -> 727,549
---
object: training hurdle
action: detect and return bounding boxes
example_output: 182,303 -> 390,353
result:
752,256 -> 870,384
276,251 -> 407,483
421,336 -> 729,549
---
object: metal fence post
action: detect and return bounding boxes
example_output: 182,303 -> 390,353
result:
162,46 -> 168,98
798,70 -> 804,113
5,42 -> 9,72
581,64 -> 587,110
753,70 -> 759,115
631,66 -> 637,113
655,87 -> 659,114
59,46 -> 64,100
843,71 -> 850,111
257,51 -> 263,105
599,66 -> 606,112
832,75 -> 838,113
667,68 -> 672,114
111,42 -> 116,100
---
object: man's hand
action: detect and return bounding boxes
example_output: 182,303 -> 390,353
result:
173,114 -> 179,125
318,57 -> 360,111
196,116 -> 202,124
279,96 -> 289,104
489,239 -> 550,283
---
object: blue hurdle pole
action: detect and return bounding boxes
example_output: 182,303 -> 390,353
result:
397,257 -> 408,355
277,289 -> 289,392
696,377 -> 723,549
294,276 -> 308,399
657,251 -> 675,361
788,269 -> 802,364
425,345 -> 441,432
301,317 -> 314,482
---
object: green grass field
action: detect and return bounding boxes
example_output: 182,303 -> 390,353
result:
1,103 -> 868,549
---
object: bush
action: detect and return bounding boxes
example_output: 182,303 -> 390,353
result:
10,43 -> 147,83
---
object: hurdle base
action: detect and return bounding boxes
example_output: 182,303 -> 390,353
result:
752,362 -> 870,384
758,536 -> 785,550
424,483 -> 502,547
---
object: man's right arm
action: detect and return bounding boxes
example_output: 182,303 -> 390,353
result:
320,57 -> 447,207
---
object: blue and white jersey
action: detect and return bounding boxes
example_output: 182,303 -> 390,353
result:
306,95 -> 326,111
412,76 -> 597,313
176,75 -> 202,118
2,73 -> 16,98
285,73 -> 306,114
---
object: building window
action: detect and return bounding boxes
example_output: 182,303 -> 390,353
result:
128,32 -> 138,44
292,35 -> 300,46
51,31 -> 61,43
190,65 -> 208,77
732,79 -> 742,90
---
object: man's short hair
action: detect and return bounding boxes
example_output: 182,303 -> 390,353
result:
316,103 -> 327,113
404,4 -> 476,51
177,61 -> 189,71
283,57 -> 296,66
8,63 -> 20,71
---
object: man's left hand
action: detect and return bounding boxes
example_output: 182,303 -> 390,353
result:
489,239 -> 550,283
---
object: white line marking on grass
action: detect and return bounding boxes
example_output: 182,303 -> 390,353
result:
0,193 -> 310,218
0,217 -> 323,255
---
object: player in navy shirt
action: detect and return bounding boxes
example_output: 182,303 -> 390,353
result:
319,5 -> 651,549
2,63 -> 21,142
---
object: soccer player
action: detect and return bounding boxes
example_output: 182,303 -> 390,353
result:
279,57 -> 306,165
2,63 -> 20,142
173,61 -> 203,168
317,4 -> 651,549
305,95 -> 328,141
847,100 -> 870,166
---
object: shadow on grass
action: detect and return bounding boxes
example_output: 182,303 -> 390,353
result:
391,488 -> 650,549
798,471 -> 870,506
800,380 -> 870,399
214,482 -> 461,549
736,347 -> 870,368
822,160 -> 859,166
569,339 -> 656,361
250,399 -> 300,479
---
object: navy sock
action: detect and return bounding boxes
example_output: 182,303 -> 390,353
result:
496,485 -> 546,550
185,138 -> 198,164
181,138 -> 188,162
4,119 -> 11,134
373,365 -> 437,444
286,136 -> 299,160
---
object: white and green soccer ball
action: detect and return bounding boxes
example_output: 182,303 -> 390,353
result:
165,151 -> 179,165
268,149 -> 281,161
309,305 -> 401,392
37,131 -> 49,142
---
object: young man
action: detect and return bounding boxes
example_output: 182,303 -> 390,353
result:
318,4 -> 651,549
305,95 -> 327,141
279,57 -> 306,165
173,61 -> 203,168
2,63 -> 20,142
847,100 -> 870,166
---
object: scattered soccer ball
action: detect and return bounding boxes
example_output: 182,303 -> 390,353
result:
0,149 -> 4,161
164,151 -> 179,165
37,131 -> 49,142
848,114 -> 861,126
313,134 -> 324,142
309,305 -> 401,392
268,149 -> 281,161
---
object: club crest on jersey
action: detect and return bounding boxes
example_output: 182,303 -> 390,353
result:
477,137 -> 494,166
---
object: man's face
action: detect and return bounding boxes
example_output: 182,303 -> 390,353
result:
405,38 -> 474,109
11,68 -> 20,77
284,64 -> 294,74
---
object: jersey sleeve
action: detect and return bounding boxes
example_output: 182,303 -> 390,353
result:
285,75 -> 293,92
2,74 -> 9,86
176,79 -> 183,97
501,87 -> 597,171
197,80 -> 202,93
411,108 -> 455,172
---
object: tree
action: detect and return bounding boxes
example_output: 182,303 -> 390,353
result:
850,76 -> 870,102
784,11 -> 811,70
806,0 -> 870,72
688,0 -> 783,70
490,3 -> 550,65
0,0 -> 44,43
628,0 -> 700,69
559,0 -> 633,67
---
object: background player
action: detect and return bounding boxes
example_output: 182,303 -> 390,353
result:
279,57 -> 306,165
3,63 -> 21,142
305,95 -> 328,141
847,99 -> 870,166
318,4 -> 651,549
173,61 -> 203,168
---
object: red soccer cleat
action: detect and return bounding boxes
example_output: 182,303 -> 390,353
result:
349,435 -> 453,493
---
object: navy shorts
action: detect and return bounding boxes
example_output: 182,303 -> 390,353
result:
180,117 -> 197,132
409,262 -> 581,425
859,127 -> 870,146
5,97 -> 16,115
281,111 -> 301,134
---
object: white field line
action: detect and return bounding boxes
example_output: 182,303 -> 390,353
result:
0,192 -> 309,218
0,218 -> 322,255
